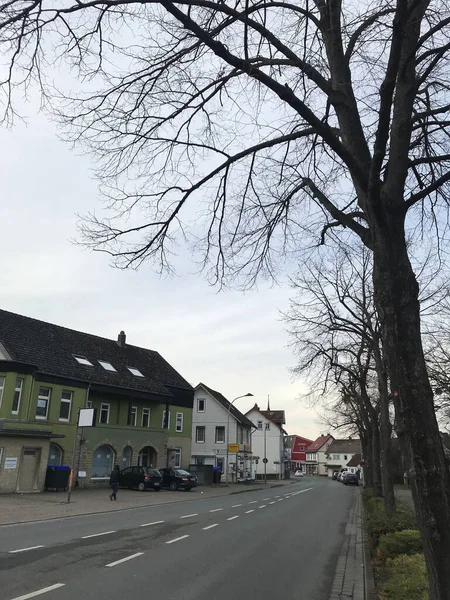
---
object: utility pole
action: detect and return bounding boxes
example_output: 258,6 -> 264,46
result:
264,423 -> 267,484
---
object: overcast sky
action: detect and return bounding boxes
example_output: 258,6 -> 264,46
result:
0,108 -> 325,439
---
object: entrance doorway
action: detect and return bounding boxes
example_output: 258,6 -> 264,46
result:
138,446 -> 157,467
17,448 -> 41,492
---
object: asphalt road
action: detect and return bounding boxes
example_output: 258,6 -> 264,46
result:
0,477 -> 356,600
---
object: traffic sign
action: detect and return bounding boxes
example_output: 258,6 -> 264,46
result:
228,444 -> 239,453
263,458 -> 268,464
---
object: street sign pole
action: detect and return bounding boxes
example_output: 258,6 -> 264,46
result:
264,425 -> 267,484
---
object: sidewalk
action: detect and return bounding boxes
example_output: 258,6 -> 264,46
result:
0,479 -> 297,526
329,491 -> 369,600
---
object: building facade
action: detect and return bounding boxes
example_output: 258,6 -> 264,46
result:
245,402 -> 286,479
305,434 -> 335,475
284,434 -> 313,472
190,383 -> 255,482
324,439 -> 362,478
0,309 -> 193,493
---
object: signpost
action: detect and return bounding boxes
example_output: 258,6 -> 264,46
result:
67,404 -> 96,504
228,444 -> 239,453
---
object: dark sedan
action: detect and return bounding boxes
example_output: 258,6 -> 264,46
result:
118,466 -> 162,491
159,468 -> 198,491
342,472 -> 359,486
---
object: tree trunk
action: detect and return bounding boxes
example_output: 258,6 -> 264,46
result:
361,431 -> 374,489
372,217 -> 450,600
375,347 -> 396,514
371,417 -> 383,498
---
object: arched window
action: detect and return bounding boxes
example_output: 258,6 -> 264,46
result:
91,445 -> 115,478
122,446 -> 132,469
48,443 -> 63,466
138,446 -> 157,467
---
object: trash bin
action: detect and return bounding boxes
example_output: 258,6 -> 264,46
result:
44,466 -> 71,491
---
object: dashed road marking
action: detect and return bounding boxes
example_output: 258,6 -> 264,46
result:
248,501 -> 257,504
166,535 -> 190,545
232,504 -> 242,507
180,513 -> 198,519
10,584 -> 66,600
82,531 -> 116,539
210,508 -> 223,512
9,545 -> 44,554
269,501 -> 276,505
263,498 -> 270,501
245,509 -> 255,514
140,521 -> 165,527
259,505 -> 266,509
203,524 -> 218,530
106,552 -> 144,567
227,516 -> 239,521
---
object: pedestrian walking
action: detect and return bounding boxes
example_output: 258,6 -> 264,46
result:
109,464 -> 120,500
213,465 -> 222,486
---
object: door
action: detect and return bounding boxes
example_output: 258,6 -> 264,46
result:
120,467 -> 133,488
17,448 -> 41,492
132,466 -> 143,487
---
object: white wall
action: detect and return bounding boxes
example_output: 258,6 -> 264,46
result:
246,409 -> 283,477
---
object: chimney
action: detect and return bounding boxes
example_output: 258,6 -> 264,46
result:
117,331 -> 126,347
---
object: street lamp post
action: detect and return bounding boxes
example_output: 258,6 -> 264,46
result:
225,393 -> 253,486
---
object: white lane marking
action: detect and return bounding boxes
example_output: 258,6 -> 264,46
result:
81,530 -> 116,539
203,524 -> 219,530
232,504 -> 242,507
210,508 -> 223,512
263,497 -> 270,501
259,505 -> 266,509
275,495 -> 280,498
278,498 -> 284,502
10,584 -> 66,600
166,535 -> 190,544
297,487 -> 314,494
245,509 -> 255,514
227,516 -> 239,521
269,501 -> 276,505
140,521 -> 165,527
248,501 -> 257,504
9,545 -> 44,554
106,552 -> 144,567
180,513 -> 198,519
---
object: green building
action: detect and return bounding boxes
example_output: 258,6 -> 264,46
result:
0,309 -> 193,493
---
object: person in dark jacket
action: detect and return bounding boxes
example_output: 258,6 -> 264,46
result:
109,465 -> 120,500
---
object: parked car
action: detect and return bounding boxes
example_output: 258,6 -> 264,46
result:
294,470 -> 304,477
118,466 -> 162,491
159,468 -> 198,491
332,471 -> 339,480
342,472 -> 359,486
337,468 -> 348,482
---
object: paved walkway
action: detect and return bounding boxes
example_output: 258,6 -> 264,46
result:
329,491 -> 366,600
0,479 -> 297,526
394,487 -> 415,512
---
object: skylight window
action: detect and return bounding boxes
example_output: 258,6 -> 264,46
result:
98,360 -> 117,372
127,367 -> 144,377
73,355 -> 93,367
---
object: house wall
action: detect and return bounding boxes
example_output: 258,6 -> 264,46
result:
0,436 -> 50,493
246,409 -> 283,477
325,453 -> 362,478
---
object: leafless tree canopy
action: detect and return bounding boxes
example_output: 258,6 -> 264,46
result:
1,1 -> 450,283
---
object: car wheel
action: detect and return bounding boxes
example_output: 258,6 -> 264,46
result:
169,481 -> 178,491
138,482 -> 146,492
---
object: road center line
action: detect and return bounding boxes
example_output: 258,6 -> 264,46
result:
166,535 -> 190,544
245,509 -> 255,514
278,498 -> 284,502
274,495 -> 280,498
9,545 -> 44,554
259,505 -> 266,509
269,501 -> 276,505
10,583 -> 65,600
81,531 -> 116,539
203,524 -> 219,530
232,504 -> 242,507
210,508 -> 223,512
248,501 -> 257,504
180,513 -> 198,519
227,516 -> 239,521
263,497 -> 270,501
140,521 -> 165,527
106,553 -> 144,567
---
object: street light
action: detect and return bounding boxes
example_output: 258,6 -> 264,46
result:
225,393 -> 254,486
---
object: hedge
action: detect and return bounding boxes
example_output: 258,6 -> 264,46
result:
381,553 -> 429,600
378,529 -> 422,561
363,494 -> 416,545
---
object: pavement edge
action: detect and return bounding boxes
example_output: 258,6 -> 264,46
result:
361,490 -> 376,600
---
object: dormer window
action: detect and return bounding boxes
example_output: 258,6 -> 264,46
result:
73,355 -> 93,366
98,360 -> 117,372
127,367 -> 144,377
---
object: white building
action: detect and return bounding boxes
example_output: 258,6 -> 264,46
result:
191,383 -> 255,481
324,439 -> 362,478
305,434 -> 335,475
245,402 -> 286,480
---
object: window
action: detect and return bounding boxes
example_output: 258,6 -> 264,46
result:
36,387 -> 51,419
265,422 -> 271,430
0,376 -> 5,408
239,427 -> 244,444
99,403 -> 110,424
127,367 -> 144,377
162,410 -> 171,429
300,445 -> 305,451
98,360 -> 117,372
197,398 -> 206,412
344,455 -> 348,460
59,390 -> 72,421
196,456 -> 205,465
176,412 -> 183,432
12,377 -> 23,414
257,421 -> 263,430
91,445 -> 115,478
73,355 -> 93,366
142,408 -> 150,428
215,426 -> 225,443
173,448 -> 181,468
196,426 -> 205,443
130,406 -> 137,426
48,443 -> 63,466
122,445 -> 132,468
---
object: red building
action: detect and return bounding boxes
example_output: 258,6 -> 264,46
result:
284,435 -> 314,471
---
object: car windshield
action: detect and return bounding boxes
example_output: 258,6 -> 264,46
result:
176,470 -> 191,476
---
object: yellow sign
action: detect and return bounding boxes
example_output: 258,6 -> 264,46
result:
228,444 -> 239,453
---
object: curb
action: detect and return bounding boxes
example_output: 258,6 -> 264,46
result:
361,492 -> 376,600
0,480 -> 300,528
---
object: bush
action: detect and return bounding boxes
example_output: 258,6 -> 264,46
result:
378,530 -> 422,561
381,553 -> 429,600
364,496 -> 416,545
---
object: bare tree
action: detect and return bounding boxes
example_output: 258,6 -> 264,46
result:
2,2 -> 450,594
